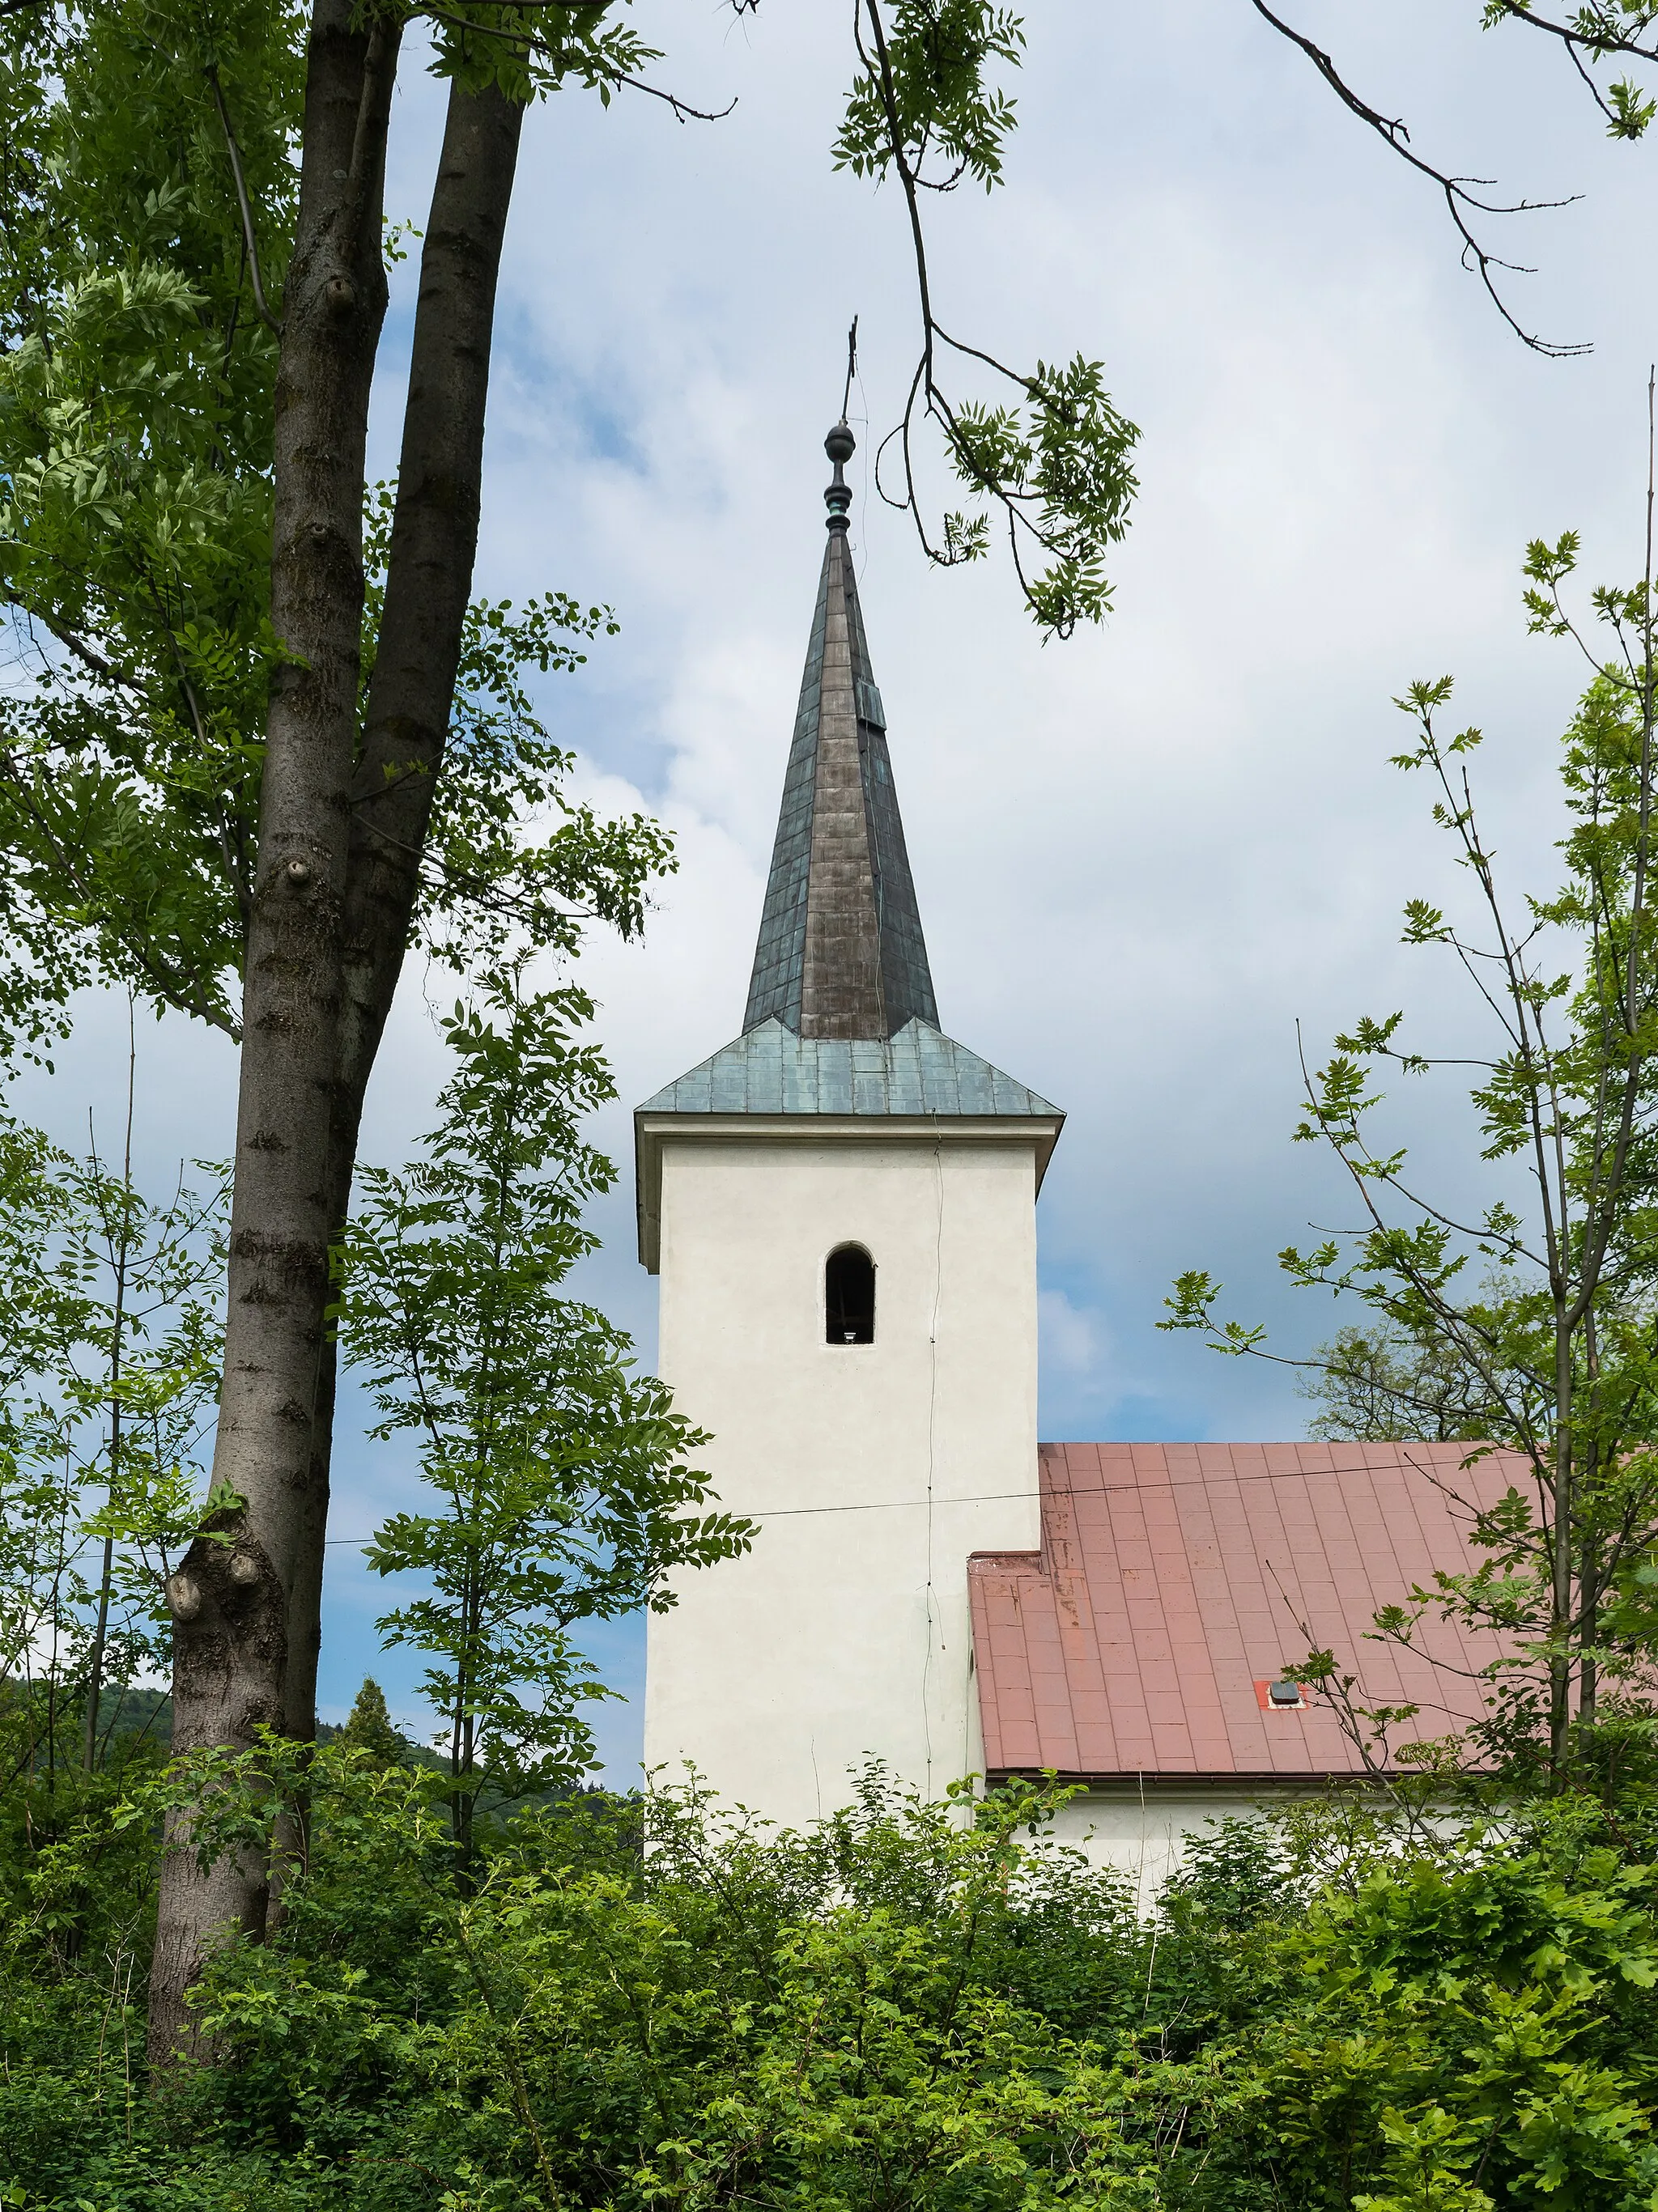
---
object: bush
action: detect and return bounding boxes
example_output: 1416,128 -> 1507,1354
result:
2,1753 -> 1658,2209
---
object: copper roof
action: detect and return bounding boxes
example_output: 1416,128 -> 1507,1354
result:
971,1440 -> 1524,1783
744,422 -> 937,1040
637,1017 -> 1061,1120
632,1017 -> 1065,1272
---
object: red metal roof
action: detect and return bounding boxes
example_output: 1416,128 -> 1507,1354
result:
970,1441 -> 1527,1781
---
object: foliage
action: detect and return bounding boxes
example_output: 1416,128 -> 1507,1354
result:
335,974 -> 752,1856
0,1106 -> 223,1791
0,3 -> 676,1058
836,0 -> 1023,192
0,0 -> 300,1043
1163,532 -> 1658,1788
4,1753 -> 1658,2207
831,2 -> 1138,635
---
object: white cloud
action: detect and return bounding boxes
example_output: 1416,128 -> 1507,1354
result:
1038,1289 -> 1107,1394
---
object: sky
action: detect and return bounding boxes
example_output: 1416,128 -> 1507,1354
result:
19,0 -> 1658,1773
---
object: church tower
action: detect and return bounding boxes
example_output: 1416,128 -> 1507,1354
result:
636,421 -> 1063,1823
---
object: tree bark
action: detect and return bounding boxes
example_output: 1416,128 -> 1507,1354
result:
342,76 -> 528,1100
148,0 -> 401,2069
287,74 -> 529,1751
148,53 -> 529,2068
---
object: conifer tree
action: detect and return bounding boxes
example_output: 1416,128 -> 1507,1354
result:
340,1677 -> 405,1767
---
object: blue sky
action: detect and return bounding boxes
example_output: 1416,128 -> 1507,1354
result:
21,1 -> 1658,1775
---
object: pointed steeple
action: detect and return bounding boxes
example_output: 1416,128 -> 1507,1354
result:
743,422 -> 938,1040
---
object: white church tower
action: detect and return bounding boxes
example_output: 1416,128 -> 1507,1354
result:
636,420 -> 1063,1825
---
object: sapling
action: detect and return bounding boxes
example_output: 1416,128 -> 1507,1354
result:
338,970 -> 751,1864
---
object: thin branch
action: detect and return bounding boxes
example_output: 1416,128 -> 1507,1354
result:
612,71 -> 736,123
206,67 -> 281,338
415,11 -> 737,118
1567,36 -> 1620,126
13,605 -> 144,694
1487,1 -> 1658,67
1249,0 -> 1588,358
1265,1565 -> 1457,1843
350,806 -> 601,928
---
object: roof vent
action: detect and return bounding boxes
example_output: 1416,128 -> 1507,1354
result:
1269,1679 -> 1304,1707
856,678 -> 886,728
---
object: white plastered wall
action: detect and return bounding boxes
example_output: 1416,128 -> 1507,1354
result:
1046,1790 -> 1284,1913
644,1127 -> 1041,1828
1046,1788 -> 1461,1914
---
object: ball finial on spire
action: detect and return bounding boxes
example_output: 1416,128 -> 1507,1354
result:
824,420 -> 855,532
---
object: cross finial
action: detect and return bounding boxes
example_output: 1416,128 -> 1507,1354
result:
824,317 -> 858,533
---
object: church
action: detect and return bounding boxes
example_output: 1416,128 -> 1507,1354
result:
635,421 -> 1515,1893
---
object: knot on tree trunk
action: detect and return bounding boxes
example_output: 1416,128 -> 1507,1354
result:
168,1524 -> 289,1748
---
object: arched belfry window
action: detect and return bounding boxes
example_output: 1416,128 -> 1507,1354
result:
826,1244 -> 875,1345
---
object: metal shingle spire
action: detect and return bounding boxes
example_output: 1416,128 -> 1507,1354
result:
742,419 -> 939,1040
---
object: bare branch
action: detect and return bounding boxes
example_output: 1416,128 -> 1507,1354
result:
1567,36 -> 1620,127
1249,0 -> 1589,358
612,72 -> 736,123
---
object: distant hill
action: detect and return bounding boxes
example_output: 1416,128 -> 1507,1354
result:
79,1685 -> 445,1772
80,1688 -> 608,1819
92,1686 -> 172,1760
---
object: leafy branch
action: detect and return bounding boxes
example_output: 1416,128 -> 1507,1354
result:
1485,2 -> 1658,137
838,0 -> 1138,635
1163,491 -> 1658,1785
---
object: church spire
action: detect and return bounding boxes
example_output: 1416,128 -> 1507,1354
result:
743,421 -> 939,1040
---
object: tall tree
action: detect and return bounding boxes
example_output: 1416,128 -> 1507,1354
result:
1,0 -> 1139,2054
1298,1322 -> 1498,1445
338,1675 -> 408,1765
0,0 -> 668,2051
1164,515 -> 1658,1787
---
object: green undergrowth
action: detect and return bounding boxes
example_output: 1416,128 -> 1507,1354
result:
4,1754 -> 1658,2210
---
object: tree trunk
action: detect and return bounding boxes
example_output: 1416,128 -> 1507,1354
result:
148,53 -> 529,2068
287,68 -> 528,1764
341,75 -> 528,1098
1550,1337 -> 1575,1783
83,1536 -> 113,1776
148,0 -> 401,2069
